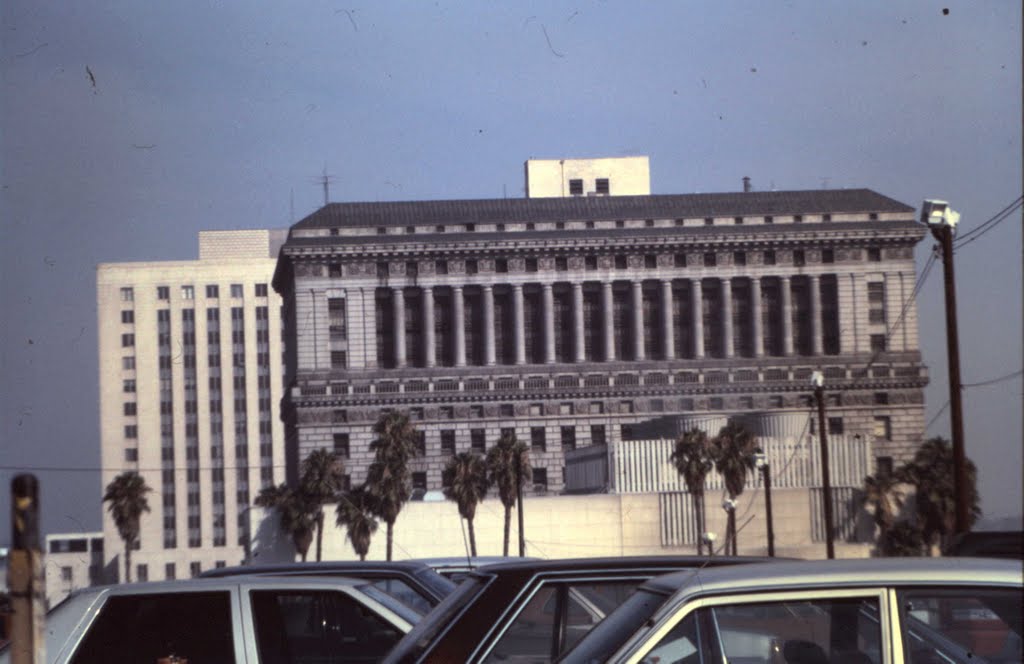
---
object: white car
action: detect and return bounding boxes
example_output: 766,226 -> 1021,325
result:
1,575 -> 416,664
563,557 -> 1023,664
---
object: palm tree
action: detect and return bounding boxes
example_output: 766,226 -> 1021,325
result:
300,448 -> 347,562
336,486 -> 378,560
897,436 -> 981,555
364,411 -> 420,560
442,453 -> 490,556
103,472 -> 151,583
670,428 -> 713,555
486,431 -> 532,556
255,483 -> 316,561
710,420 -> 758,555
881,521 -> 927,557
862,472 -> 900,554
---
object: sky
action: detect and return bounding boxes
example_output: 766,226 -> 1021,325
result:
1,1 -> 1021,545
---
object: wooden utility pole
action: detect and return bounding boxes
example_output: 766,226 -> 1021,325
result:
9,474 -> 45,664
813,374 -> 836,559
516,453 -> 525,557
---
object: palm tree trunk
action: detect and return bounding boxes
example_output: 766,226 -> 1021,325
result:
728,509 -> 737,556
697,491 -> 706,555
316,510 -> 324,562
468,518 -> 478,557
125,541 -> 132,583
503,506 -> 511,557
691,491 -> 702,555
386,520 -> 394,561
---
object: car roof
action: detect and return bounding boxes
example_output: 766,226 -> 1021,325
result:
469,554 -> 780,575
641,556 -> 1024,600
413,556 -> 538,568
201,559 -> 438,577
86,574 -> 375,595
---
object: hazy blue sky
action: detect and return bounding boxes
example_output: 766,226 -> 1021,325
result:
2,2 -> 1020,544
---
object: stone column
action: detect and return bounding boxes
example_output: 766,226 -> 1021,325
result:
722,277 -> 734,359
423,287 -> 436,367
810,274 -> 823,356
542,283 -> 555,364
513,284 -> 526,365
751,277 -> 764,358
632,280 -> 645,361
393,287 -> 406,368
573,282 -> 585,363
692,279 -> 705,359
781,276 -> 794,357
662,280 -> 675,360
483,285 -> 496,366
603,281 -> 616,361
453,286 -> 466,367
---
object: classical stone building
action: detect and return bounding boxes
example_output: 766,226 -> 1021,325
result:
97,230 -> 288,581
273,159 -> 927,495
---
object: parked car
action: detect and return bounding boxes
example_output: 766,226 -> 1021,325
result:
0,575 -> 415,664
562,557 -> 1023,664
383,555 -> 779,663
201,559 -> 456,616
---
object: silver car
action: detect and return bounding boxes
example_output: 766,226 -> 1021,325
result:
563,557 -> 1023,664
1,575 -> 415,664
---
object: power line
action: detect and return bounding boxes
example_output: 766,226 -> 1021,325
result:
925,400 -> 950,433
962,368 -> 1023,388
953,195 -> 1023,251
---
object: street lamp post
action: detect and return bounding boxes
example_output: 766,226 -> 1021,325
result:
812,371 -> 836,559
754,452 -> 775,557
922,199 -> 970,536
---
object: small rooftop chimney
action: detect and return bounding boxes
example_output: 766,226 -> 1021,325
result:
742,176 -> 751,193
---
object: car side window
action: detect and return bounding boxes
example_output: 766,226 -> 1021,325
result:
484,580 -> 640,663
250,590 -> 403,663
693,597 -> 883,664
899,588 -> 1023,664
70,591 -> 235,664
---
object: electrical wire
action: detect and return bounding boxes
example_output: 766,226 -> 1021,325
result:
952,195 -> 1023,250
962,369 -> 1023,388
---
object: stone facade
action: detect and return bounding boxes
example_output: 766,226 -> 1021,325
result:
274,168 -> 927,497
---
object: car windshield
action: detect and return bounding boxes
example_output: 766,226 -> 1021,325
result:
358,583 -> 428,625
411,566 -> 458,599
384,575 -> 488,663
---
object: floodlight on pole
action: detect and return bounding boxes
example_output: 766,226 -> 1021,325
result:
922,198 -> 970,536
754,451 -> 775,557
812,372 -> 836,559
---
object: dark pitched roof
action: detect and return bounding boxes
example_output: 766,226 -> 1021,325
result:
291,189 -> 913,230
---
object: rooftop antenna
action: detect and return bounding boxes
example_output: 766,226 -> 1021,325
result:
312,164 -> 337,206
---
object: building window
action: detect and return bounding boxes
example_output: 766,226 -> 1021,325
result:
136,564 -> 148,582
412,472 -> 427,490
125,448 -> 138,462
590,424 -> 606,446
569,179 -> 583,195
496,259 -> 508,273
822,214 -> 832,222
876,456 -> 893,478
255,283 -> 268,297
230,284 -> 244,298
733,251 -> 746,266
330,351 -> 347,368
434,225 -> 446,233
585,256 -> 598,270
123,356 -> 135,370
793,250 -> 806,266
870,334 -> 887,352
206,285 -> 219,298
873,416 -> 892,441
328,298 -> 346,338
644,255 -> 657,269
466,259 -> 478,275
763,250 -> 776,265
874,392 -> 889,405
181,285 -> 194,300
867,247 -> 882,262
157,286 -> 170,300
827,417 -> 844,435
674,254 -> 686,268
734,216 -> 743,225
415,431 -> 426,456
165,563 -> 176,580
190,562 -> 202,578
703,217 -> 714,226
645,219 -> 654,227
794,215 -> 803,223
869,213 -> 879,221
124,402 -> 137,416
441,430 -> 456,456
470,429 -> 486,453
329,263 -> 342,278
120,287 -> 134,301
868,282 -> 886,324
822,249 -> 835,263
595,178 -> 609,194
703,252 -> 716,267
125,424 -> 138,440
333,434 -> 349,458
435,260 -> 448,275
764,216 -> 774,224
526,223 -> 536,230
530,427 -> 546,452
555,257 -> 568,271
123,379 -> 136,393
560,426 -> 576,450
614,220 -> 624,228
533,468 -> 548,492
377,226 -> 387,235
526,258 -> 538,272
121,310 -> 134,324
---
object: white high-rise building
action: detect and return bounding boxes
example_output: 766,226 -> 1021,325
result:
97,230 -> 288,581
